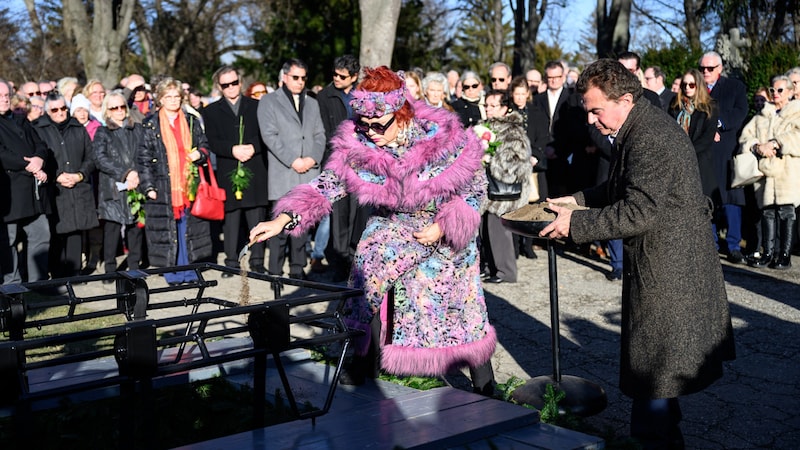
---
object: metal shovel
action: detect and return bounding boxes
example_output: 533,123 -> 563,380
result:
238,233 -> 265,261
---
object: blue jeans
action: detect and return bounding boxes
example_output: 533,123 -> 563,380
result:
712,204 -> 742,252
607,239 -> 623,271
311,214 -> 330,260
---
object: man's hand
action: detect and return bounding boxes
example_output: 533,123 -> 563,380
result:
232,144 -> 255,163
24,156 -> 44,173
539,197 -> 577,239
57,173 -> 78,188
291,157 -> 317,174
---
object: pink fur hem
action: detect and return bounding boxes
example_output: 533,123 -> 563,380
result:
380,326 -> 497,376
435,196 -> 481,251
272,184 -> 332,237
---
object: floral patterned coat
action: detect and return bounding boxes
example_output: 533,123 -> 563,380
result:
274,104 -> 496,376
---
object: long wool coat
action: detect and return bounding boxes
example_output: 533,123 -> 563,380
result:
739,100 -> 800,208
569,99 -> 736,399
274,104 -> 496,377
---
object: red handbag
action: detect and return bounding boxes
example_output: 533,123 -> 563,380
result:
191,165 -> 226,221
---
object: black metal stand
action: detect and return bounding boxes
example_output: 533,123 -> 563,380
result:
509,238 -> 607,417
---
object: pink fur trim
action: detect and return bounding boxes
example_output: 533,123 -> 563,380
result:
272,184 -> 332,237
435,196 -> 481,251
380,326 -> 497,376
326,104 -> 484,211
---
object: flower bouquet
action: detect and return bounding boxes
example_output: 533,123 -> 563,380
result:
127,189 -> 146,228
473,124 -> 501,156
229,117 -> 253,200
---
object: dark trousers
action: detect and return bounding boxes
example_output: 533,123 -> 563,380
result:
223,206 -> 267,270
481,212 -> 517,282
326,195 -> 370,277
631,397 -> 684,450
103,221 -> 143,272
268,231 -> 307,276
51,230 -> 83,278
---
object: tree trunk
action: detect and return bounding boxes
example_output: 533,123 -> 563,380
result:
513,0 -> 546,75
683,0 -> 702,50
359,0 -> 402,68
596,0 -> 632,58
63,0 -> 135,86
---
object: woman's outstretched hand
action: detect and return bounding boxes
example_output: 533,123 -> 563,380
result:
249,214 -> 292,243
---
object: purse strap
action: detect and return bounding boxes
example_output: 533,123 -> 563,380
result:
197,164 -> 219,187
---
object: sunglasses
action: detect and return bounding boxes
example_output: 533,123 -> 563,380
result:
681,82 -> 697,89
289,75 -> 307,81
355,115 -> 395,135
26,91 -> 43,97
491,77 -> 506,83
49,106 -> 68,113
699,65 -> 719,72
333,72 -> 352,80
463,83 -> 480,90
769,87 -> 789,94
220,79 -> 240,89
108,104 -> 127,111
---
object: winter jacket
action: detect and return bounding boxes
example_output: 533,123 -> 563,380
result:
93,118 -> 145,225
32,116 -> 98,233
739,100 -> 800,208
0,111 -> 50,222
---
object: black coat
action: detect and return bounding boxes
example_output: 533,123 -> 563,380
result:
201,96 -> 268,211
317,83 -> 352,166
93,118 -> 146,225
32,116 -> 98,234
137,112 -> 212,267
0,111 -> 50,222
669,102 -> 721,204
450,97 -> 484,128
709,75 -> 749,205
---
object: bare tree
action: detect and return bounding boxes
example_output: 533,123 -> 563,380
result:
359,0 -> 402,68
596,0 -> 632,58
61,0 -> 136,86
511,0 -> 547,74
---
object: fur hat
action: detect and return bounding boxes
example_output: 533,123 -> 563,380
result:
70,93 -> 91,116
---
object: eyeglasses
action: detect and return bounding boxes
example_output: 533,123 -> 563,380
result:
220,79 -> 240,89
546,76 -> 563,80
107,104 -> 127,111
354,115 -> 395,135
490,77 -> 506,83
49,106 -> 68,113
769,87 -> 789,94
463,83 -> 480,90
699,65 -> 719,73
30,104 -> 44,110
681,82 -> 697,89
90,90 -> 105,96
26,91 -> 43,97
289,74 -> 307,81
333,72 -> 352,80
251,90 -> 267,97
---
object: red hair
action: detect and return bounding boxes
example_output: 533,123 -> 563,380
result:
358,66 -> 414,124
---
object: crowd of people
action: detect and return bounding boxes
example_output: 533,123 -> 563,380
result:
1,49 -> 794,448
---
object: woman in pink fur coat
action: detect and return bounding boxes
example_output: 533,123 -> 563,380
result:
249,66 -> 496,393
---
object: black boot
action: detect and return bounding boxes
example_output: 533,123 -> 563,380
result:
752,214 -> 776,268
773,216 -> 794,270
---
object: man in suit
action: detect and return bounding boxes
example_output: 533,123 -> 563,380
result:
257,58 -> 326,278
541,59 -> 735,449
617,52 -> 663,108
701,51 -> 749,263
316,55 -> 368,281
202,65 -> 269,276
644,66 -> 676,112
534,60 -> 590,197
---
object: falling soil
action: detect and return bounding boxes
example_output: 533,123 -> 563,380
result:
238,266 -> 250,306
502,202 -> 589,222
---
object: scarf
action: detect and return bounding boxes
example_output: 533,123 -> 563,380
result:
461,92 -> 487,121
159,107 -> 193,218
676,98 -> 694,134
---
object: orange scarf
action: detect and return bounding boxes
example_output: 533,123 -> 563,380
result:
159,107 -> 193,218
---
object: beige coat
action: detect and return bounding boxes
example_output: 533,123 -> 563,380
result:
739,100 -> 800,208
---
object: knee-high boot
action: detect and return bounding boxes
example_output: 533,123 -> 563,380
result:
753,214 -> 776,268
774,216 -> 794,270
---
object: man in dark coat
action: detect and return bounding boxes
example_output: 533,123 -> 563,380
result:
542,59 -> 736,449
701,51 -> 749,263
0,79 -> 52,284
202,65 -> 269,275
33,93 -> 98,278
534,60 -> 591,197
644,66 -> 676,112
316,55 -> 369,281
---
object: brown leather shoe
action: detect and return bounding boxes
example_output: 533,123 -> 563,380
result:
310,258 -> 327,273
